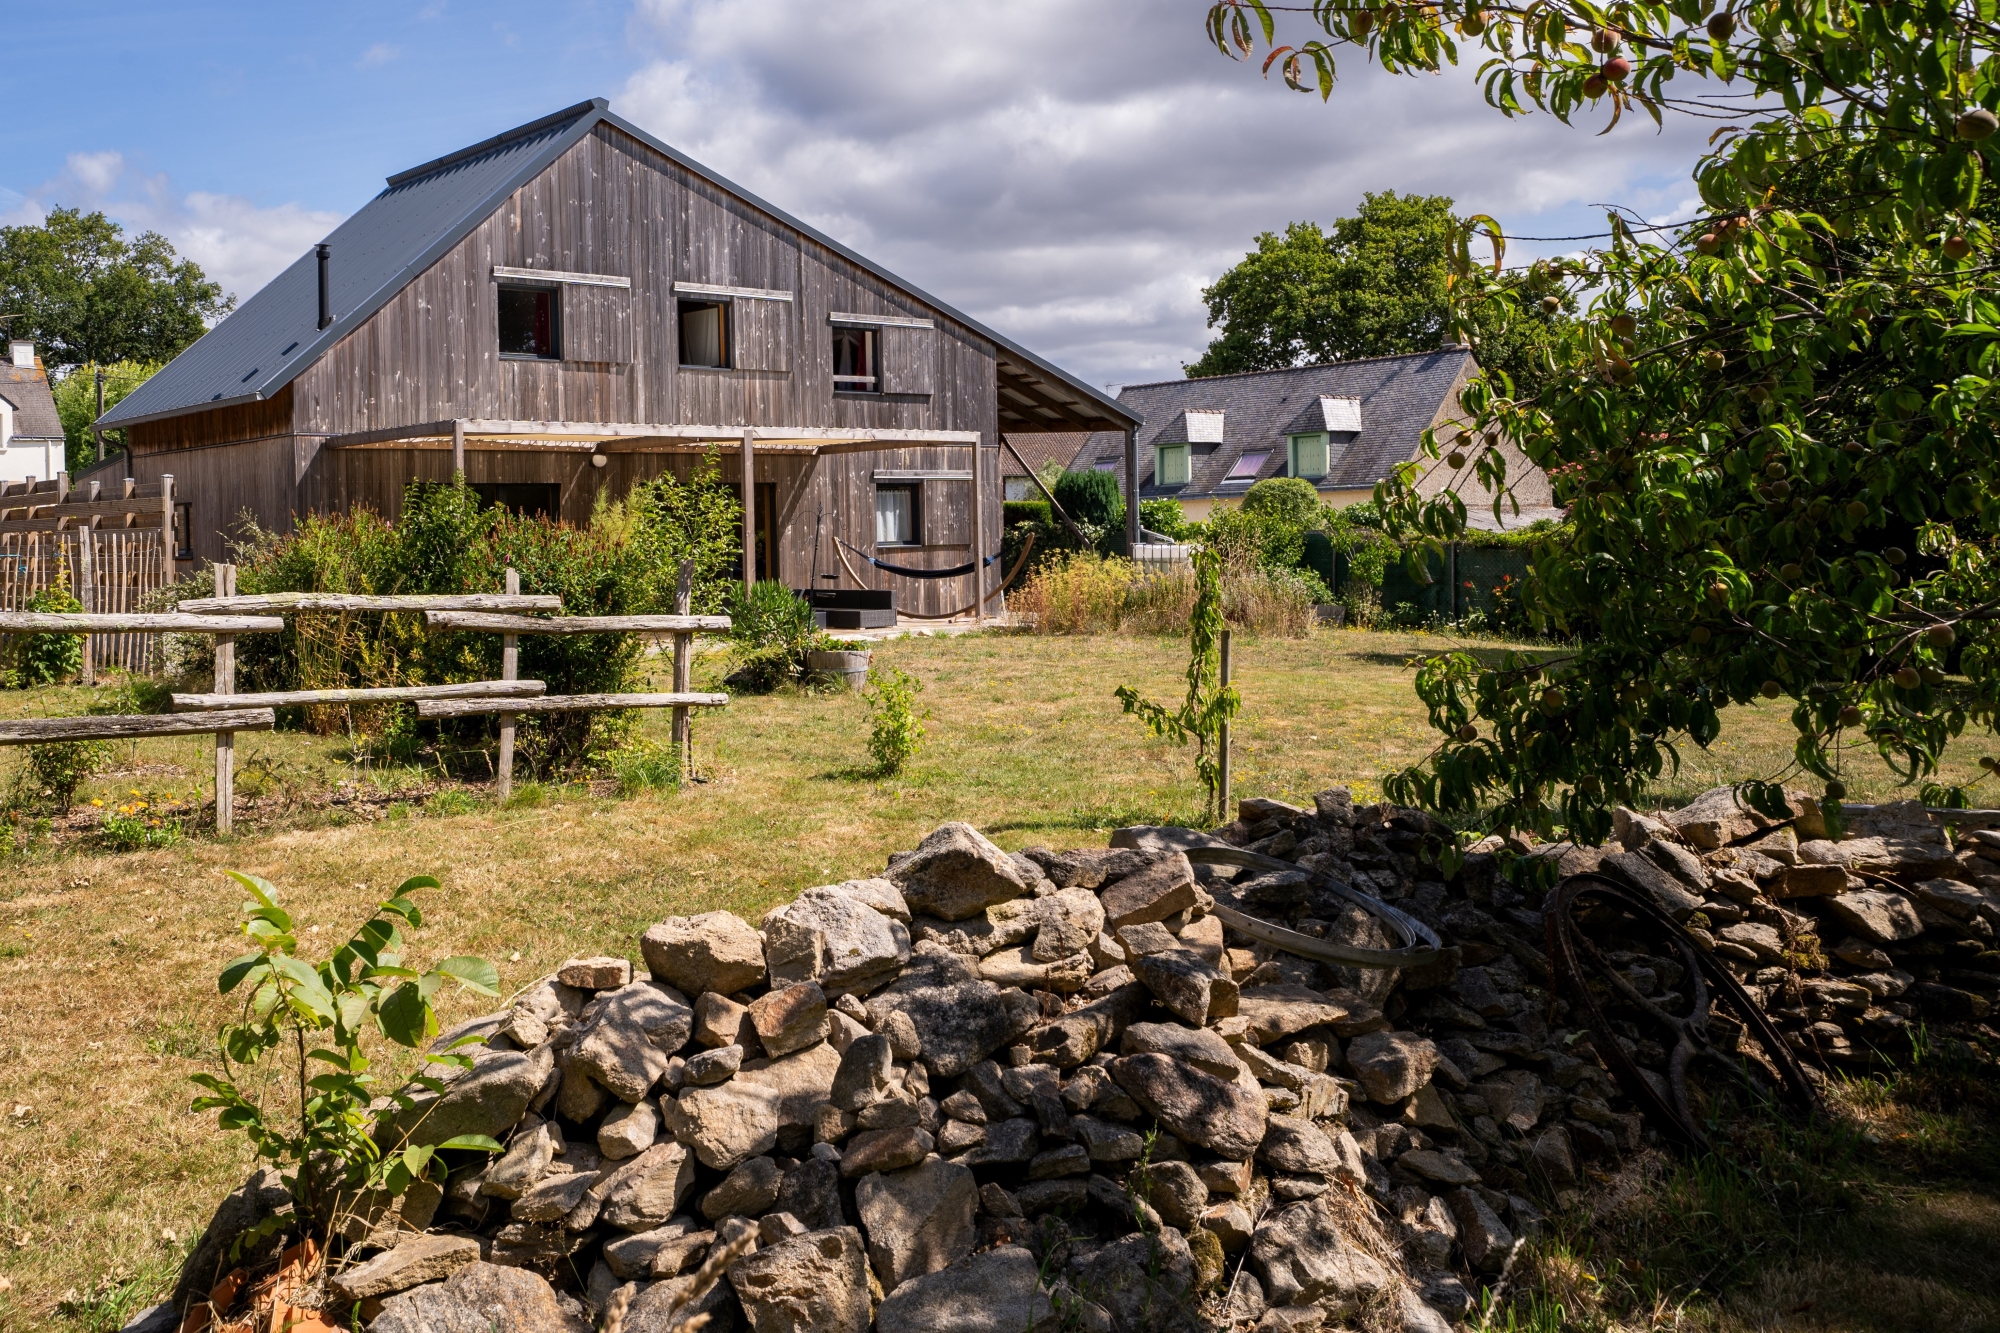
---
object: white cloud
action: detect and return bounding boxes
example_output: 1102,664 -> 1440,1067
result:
616,0 -> 1714,386
358,42 -> 402,68
9,154 -> 340,308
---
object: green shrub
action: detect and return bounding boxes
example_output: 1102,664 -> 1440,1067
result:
426,789 -> 477,816
864,665 -> 925,775
1055,469 -> 1124,530
18,577 -> 85,686
1003,499 -> 1052,529
1241,476 -> 1321,526
101,808 -> 182,851
726,581 -> 819,693
13,739 -> 110,811
1138,498 -> 1192,541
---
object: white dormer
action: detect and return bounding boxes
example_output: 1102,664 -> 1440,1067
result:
0,395 -> 13,449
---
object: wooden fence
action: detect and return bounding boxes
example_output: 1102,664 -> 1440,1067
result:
0,474 -> 178,678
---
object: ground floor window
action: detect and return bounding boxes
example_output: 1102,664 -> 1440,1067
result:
875,482 -> 921,546
1004,475 -> 1034,501
472,482 -> 561,520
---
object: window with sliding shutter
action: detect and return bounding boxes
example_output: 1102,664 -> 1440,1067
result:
1156,443 -> 1190,487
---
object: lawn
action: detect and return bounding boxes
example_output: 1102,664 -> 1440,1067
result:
0,624 -> 1990,1330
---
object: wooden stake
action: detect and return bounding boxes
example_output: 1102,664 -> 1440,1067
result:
452,419 -> 466,478
213,562 -> 236,835
497,567 -> 519,803
672,558 -> 694,776
1217,627 -> 1233,824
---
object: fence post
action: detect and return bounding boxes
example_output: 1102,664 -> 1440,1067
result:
497,567 -> 519,803
1217,627 -> 1233,823
741,428 -> 756,599
76,531 -> 95,686
672,558 -> 694,777
213,562 -> 236,835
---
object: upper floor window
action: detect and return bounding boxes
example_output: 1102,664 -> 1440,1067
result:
833,326 -> 878,393
1289,433 -> 1329,480
679,300 -> 730,368
498,285 -> 559,359
1224,450 -> 1270,483
1156,443 -> 1191,487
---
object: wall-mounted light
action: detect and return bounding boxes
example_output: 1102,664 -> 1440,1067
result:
590,453 -> 608,468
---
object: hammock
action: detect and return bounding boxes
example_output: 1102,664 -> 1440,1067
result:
833,533 -> 1036,620
834,537 -> 1007,580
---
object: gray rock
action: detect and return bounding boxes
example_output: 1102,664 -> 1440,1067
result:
735,1041 -> 843,1131
694,991 -> 761,1053
840,1126 -> 934,1177
623,1268 -> 738,1333
948,1116 -> 1039,1166
854,1153 -> 978,1291
1825,890 -> 1926,945
775,1154 -> 846,1231
749,981 -> 830,1060
1602,851 -> 1704,920
703,1155 -> 784,1221
599,1141 -> 698,1232
865,946 -> 1012,1078
384,1045 -> 556,1149
329,1233 -> 481,1302
665,1080 -> 783,1170
1028,983 -> 1150,1067
118,1306 -> 177,1333
1109,1054 -> 1266,1158
1345,1029 -> 1439,1104
830,1033 -> 894,1111
1226,985 -> 1379,1044
642,911 -> 769,996
727,1226 -> 873,1333
978,945 -> 1094,993
1445,1187 -> 1516,1272
1644,839 -> 1713,894
1132,1160 -> 1208,1230
512,1169 -> 601,1223
1099,853 -> 1200,930
1132,947 -> 1237,1026
598,1099 -> 661,1159
371,1261 -> 592,1333
558,955 -> 633,990
763,887 -> 912,995
572,981 -> 694,1103
1258,1114 -> 1344,1177
602,1217 -> 709,1280
1477,1069 -> 1544,1133
1250,1197 -> 1390,1310
685,1044 -> 745,1087
481,1118 -> 557,1198
1071,1115 -> 1145,1162
889,822 -> 1035,922
1068,1229 -> 1200,1333
1397,1149 -> 1480,1186
875,1245 -> 1058,1333
1034,888 -> 1106,962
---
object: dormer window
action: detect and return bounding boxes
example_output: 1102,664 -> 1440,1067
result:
1156,443 -> 1191,486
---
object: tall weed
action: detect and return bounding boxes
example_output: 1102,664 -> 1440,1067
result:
1013,554 -> 1137,633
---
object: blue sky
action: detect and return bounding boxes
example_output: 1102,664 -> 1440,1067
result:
3,1 -> 1714,388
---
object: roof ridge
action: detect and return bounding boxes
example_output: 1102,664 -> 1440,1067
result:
386,98 -> 606,187
1126,347 -> 1469,392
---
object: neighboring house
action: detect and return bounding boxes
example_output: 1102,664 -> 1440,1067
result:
0,342 -> 66,486
1000,432 -> 1090,501
97,98 -> 1137,614
1060,348 -> 1559,528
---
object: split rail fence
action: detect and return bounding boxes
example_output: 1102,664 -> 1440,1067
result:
0,559 -> 731,828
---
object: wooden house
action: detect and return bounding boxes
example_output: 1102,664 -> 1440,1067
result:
98,98 -> 1137,617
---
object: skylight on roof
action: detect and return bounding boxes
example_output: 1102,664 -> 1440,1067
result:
1224,451 -> 1270,482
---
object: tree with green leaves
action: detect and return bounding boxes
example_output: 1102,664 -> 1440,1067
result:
50,359 -> 162,473
1207,0 -> 2000,842
0,207 -> 231,372
1116,546 -> 1243,819
1185,191 -> 1570,395
191,871 -> 502,1230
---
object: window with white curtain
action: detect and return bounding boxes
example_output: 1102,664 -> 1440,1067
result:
875,483 -> 920,546
678,300 -> 729,367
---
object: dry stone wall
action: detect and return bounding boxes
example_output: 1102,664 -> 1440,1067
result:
142,790 -> 2000,1333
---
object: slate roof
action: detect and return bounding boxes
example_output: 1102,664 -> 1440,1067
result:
1000,432 -> 1093,480
1069,349 -> 1475,500
0,358 -> 63,441
103,99 -> 1135,434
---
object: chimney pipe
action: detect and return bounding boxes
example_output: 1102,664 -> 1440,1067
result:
316,244 -> 332,330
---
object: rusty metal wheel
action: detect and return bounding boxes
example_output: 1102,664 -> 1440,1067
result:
1544,872 -> 1823,1148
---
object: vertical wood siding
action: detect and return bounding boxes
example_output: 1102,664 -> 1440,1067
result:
126,122 -> 1004,615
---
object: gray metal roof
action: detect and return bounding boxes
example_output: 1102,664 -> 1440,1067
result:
1072,350 -> 1476,498
0,360 -> 64,440
103,99 -> 1137,433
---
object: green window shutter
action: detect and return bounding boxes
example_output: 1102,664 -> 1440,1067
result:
1156,444 -> 1190,486
1290,433 -> 1329,479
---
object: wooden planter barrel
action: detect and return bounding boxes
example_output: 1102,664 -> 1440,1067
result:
807,649 -> 872,691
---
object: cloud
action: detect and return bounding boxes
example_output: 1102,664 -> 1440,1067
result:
616,0 -> 1715,387
9,154 -> 341,307
358,42 -> 403,68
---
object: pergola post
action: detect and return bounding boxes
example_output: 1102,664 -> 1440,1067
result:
1124,427 -> 1140,554
741,428 -> 757,597
452,419 -> 466,478
971,438 -> 986,623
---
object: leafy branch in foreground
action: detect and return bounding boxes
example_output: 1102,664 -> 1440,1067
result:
190,871 -> 502,1228
1211,1 -> 2000,841
1117,546 -> 1242,820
